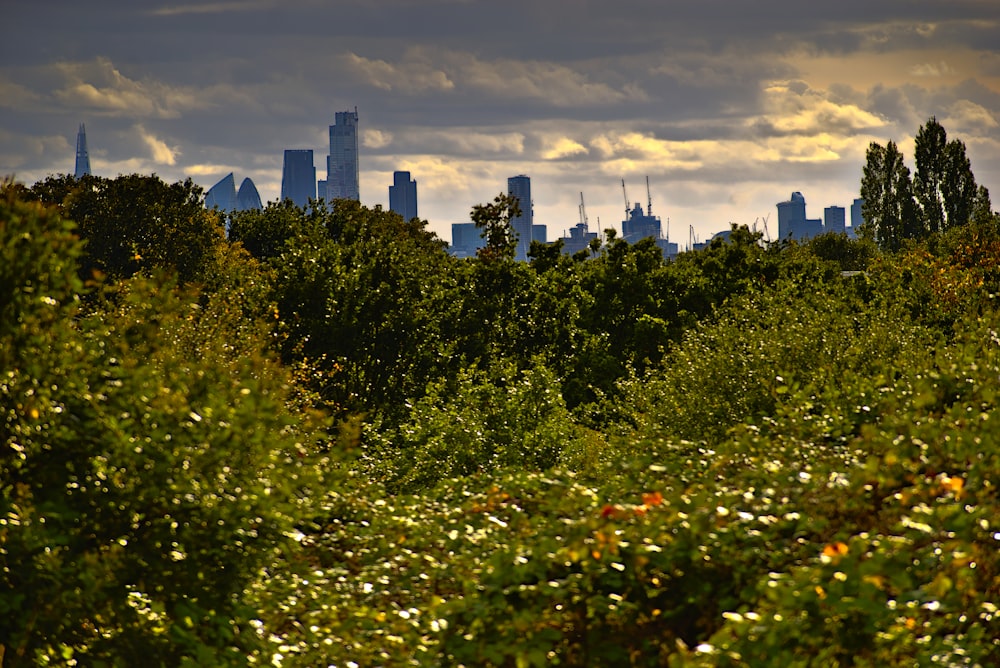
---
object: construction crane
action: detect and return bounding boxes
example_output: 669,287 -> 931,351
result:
621,179 -> 630,218
760,213 -> 771,242
579,192 -> 589,229
689,224 -> 700,251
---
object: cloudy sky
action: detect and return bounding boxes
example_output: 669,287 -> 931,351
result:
2,0 -> 999,245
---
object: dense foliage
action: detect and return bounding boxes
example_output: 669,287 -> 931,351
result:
3,125 -> 1000,665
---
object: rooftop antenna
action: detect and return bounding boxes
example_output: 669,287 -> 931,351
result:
621,178 -> 630,219
646,175 -> 653,217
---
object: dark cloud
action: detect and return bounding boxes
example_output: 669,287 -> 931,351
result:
2,0 -> 998,241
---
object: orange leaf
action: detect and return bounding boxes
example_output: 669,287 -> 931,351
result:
822,542 -> 849,558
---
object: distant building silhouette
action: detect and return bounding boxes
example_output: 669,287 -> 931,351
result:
559,223 -> 598,256
777,192 -> 860,241
824,205 -> 846,234
851,197 -> 865,229
236,177 -> 263,211
777,191 -> 822,240
74,123 -> 91,178
389,171 -> 417,220
206,173 -> 237,211
206,173 -> 263,212
620,201 -> 677,259
450,222 -> 485,258
325,110 -> 359,201
622,202 -> 661,243
281,150 -> 316,207
508,175 -> 535,261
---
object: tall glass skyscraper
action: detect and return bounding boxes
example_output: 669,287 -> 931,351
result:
206,173 -> 237,211
281,150 -> 316,207
389,171 -> 417,221
508,175 -> 533,261
74,123 -> 91,178
325,110 -> 359,201
236,177 -> 263,211
206,173 -> 263,212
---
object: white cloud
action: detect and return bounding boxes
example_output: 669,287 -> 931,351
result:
52,58 -> 208,119
944,100 -> 998,133
342,52 -> 455,93
363,129 -> 394,149
136,125 -> 179,165
541,137 -> 589,160
909,61 -> 956,77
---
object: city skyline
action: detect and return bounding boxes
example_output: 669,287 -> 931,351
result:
2,1 -> 998,244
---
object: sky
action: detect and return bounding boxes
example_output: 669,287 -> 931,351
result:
2,0 -> 999,246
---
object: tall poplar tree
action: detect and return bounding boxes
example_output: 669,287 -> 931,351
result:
914,117 -> 978,232
860,140 -> 918,251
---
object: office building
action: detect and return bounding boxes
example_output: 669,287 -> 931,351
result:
325,110 -> 360,201
206,173 -> 237,211
281,150 -> 316,207
851,198 -> 865,229
622,202 -> 661,243
236,177 -> 263,211
777,191 -> 822,240
205,173 -> 263,212
74,123 -> 91,178
824,205 -> 846,234
508,175 -> 534,261
389,171 -> 417,220
451,222 -> 485,258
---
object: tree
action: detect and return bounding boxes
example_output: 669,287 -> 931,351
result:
914,116 -> 949,235
471,193 -> 520,262
914,117 -> 979,233
0,187 -> 322,664
942,135 -> 978,229
860,140 -> 919,251
27,174 -> 225,284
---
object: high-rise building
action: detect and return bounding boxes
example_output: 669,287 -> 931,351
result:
851,198 -> 865,229
621,202 -> 661,243
206,173 -> 263,213
824,205 -> 846,234
508,175 -> 534,261
777,191 -> 806,239
281,150 -> 316,207
389,171 -> 418,220
236,177 -> 263,211
451,222 -> 485,258
777,192 -> 822,240
206,173 -> 237,211
325,110 -> 360,201
74,123 -> 91,178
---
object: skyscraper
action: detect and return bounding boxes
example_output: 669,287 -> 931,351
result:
389,171 -> 417,221
851,198 -> 865,229
205,173 -> 237,211
325,110 -> 359,201
236,177 -> 263,211
824,205 -> 846,234
281,150 -> 316,207
74,123 -> 91,178
776,191 -> 822,240
508,175 -> 533,261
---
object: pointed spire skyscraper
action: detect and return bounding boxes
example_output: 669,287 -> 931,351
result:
74,123 -> 91,178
